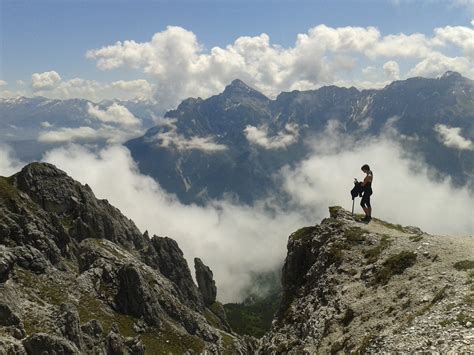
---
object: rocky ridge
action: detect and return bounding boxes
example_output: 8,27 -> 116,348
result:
259,206 -> 474,353
0,162 -> 255,354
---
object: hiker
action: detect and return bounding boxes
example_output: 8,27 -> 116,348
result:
359,164 -> 373,222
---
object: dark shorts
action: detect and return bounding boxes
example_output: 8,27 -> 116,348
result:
361,191 -> 372,208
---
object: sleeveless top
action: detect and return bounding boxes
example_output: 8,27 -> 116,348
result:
364,172 -> 373,194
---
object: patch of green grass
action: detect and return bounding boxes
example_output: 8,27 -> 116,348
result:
328,245 -> 344,266
341,308 -> 354,326
453,260 -> 474,271
15,268 -> 69,306
0,176 -> 17,196
372,251 -> 417,286
224,291 -> 280,338
372,218 -> 406,233
290,226 -> 316,241
204,308 -> 222,329
440,313 -> 474,328
409,235 -> 424,242
363,235 -> 392,264
77,293 -> 135,337
431,285 -> 449,305
356,334 -> 374,353
463,293 -> 474,306
140,323 -> 206,354
344,227 -> 367,243
220,331 -> 239,354
445,303 -> 456,311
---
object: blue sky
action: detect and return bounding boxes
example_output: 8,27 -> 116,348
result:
0,0 -> 472,103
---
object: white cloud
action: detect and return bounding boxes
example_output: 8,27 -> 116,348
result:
38,125 -> 143,144
281,130 -> 474,237
31,71 -> 62,90
146,118 -> 227,152
85,24 -> 474,108
33,78 -> 155,102
408,52 -> 472,77
383,60 -> 400,80
244,123 -> 299,149
0,80 -> 7,87
39,144 -> 305,302
434,124 -> 474,150
0,145 -> 24,176
1,130 -> 473,302
433,25 -> 474,58
40,121 -> 53,128
87,103 -> 141,127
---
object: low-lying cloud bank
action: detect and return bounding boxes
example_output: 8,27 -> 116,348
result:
0,133 -> 472,302
244,123 -> 300,150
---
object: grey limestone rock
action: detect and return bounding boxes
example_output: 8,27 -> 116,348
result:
22,333 -> 79,355
194,258 -> 217,307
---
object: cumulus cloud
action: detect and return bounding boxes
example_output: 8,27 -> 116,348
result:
146,118 -> 227,152
31,71 -> 62,90
383,60 -> 400,80
85,24 -> 474,108
0,80 -> 7,87
244,123 -> 299,149
87,103 -> 141,127
434,124 -> 474,150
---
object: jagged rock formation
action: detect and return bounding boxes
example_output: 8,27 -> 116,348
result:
0,162 -> 255,354
259,206 -> 474,352
194,258 -> 217,307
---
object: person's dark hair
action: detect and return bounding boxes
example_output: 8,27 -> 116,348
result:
361,164 -> 372,175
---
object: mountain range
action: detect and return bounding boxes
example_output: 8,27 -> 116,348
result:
1,72 -> 472,205
125,71 -> 474,204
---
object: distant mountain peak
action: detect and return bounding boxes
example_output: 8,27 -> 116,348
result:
222,79 -> 268,99
440,71 -> 463,80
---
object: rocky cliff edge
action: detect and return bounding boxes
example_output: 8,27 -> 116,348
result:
259,206 -> 474,353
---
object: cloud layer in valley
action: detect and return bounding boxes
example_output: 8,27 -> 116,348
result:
1,128 -> 472,301
145,117 -> 227,152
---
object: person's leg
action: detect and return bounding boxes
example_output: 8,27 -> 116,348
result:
360,196 -> 369,218
366,195 -> 372,218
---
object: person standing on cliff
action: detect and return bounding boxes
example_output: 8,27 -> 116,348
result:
360,164 -> 373,222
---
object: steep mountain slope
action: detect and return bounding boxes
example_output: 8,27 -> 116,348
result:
126,72 -> 474,204
259,206 -> 474,352
0,163 -> 255,353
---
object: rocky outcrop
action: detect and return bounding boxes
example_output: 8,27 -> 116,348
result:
195,258 -> 217,307
149,236 -> 204,311
115,263 -> 162,326
0,163 -> 252,353
259,206 -> 474,353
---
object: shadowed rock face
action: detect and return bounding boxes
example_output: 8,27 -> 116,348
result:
195,258 -> 217,307
0,162 -> 253,353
